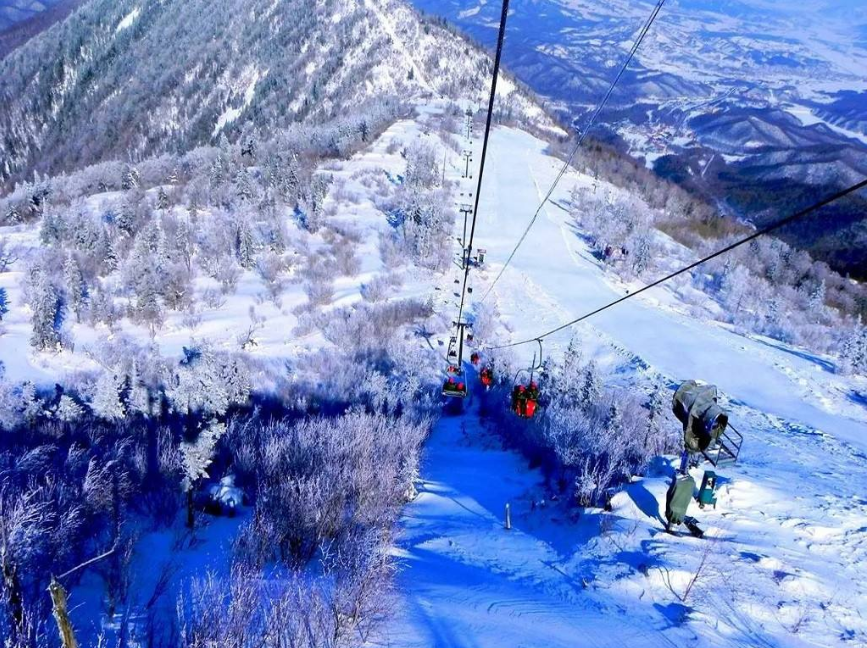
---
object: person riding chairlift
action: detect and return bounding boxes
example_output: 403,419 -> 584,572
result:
511,381 -> 540,418
443,375 -> 467,397
480,367 -> 494,388
470,352 -> 480,366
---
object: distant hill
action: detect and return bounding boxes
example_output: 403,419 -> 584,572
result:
0,0 -> 83,58
410,0 -> 867,277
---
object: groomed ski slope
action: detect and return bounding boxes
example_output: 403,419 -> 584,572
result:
387,126 -> 867,647
475,127 -> 867,453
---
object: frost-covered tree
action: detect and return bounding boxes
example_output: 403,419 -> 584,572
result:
235,219 -> 256,269
157,186 -> 170,210
808,279 -> 826,320
167,347 -> 251,418
580,360 -> 602,412
28,265 -> 63,351
121,165 -> 140,191
558,338 -> 584,402
19,381 -> 42,423
720,264 -> 751,316
55,395 -> 84,423
404,140 -> 439,190
299,174 -> 332,232
64,254 -> 86,323
0,287 -> 8,321
92,371 -> 126,421
840,319 -> 867,376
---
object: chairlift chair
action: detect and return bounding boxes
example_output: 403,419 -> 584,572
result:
442,374 -> 468,398
511,340 -> 543,419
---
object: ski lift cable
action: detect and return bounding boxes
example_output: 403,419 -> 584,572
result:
479,0 -> 667,304
485,177 -> 867,350
455,0 -> 511,327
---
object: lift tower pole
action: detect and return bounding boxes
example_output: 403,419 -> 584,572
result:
461,150 -> 473,179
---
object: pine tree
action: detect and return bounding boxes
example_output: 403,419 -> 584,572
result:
92,371 -> 126,421
631,233 -> 652,276
56,395 -> 84,423
235,169 -> 254,203
808,279 -> 826,319
29,266 -> 62,350
841,319 -> 867,376
580,360 -> 602,412
64,255 -> 86,323
175,220 -> 194,272
645,381 -> 668,456
157,187 -> 170,210
560,337 -> 584,401
116,194 -> 137,237
121,165 -> 140,191
235,220 -> 256,269
19,381 -> 42,423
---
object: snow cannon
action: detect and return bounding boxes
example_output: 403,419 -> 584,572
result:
672,380 -> 742,466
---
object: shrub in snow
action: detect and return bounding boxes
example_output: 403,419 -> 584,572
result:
228,409 -> 430,565
480,339 -> 679,507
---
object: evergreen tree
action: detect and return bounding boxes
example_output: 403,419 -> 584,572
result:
580,360 -> 602,412
121,165 -> 140,191
157,186 -> 170,210
235,220 -> 256,269
841,319 -> 867,376
64,254 -> 86,323
234,169 -> 254,203
29,266 -> 63,350
19,381 -> 42,423
92,371 -> 126,421
808,279 -> 826,319
56,395 -> 84,423
559,337 -> 583,401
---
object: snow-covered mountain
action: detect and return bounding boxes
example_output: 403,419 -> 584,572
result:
0,0 -> 544,190
409,0 -> 867,276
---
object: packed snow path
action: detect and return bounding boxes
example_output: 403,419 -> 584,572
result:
386,394 -> 683,647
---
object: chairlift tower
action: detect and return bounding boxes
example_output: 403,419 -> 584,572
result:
461,150 -> 473,179
458,203 -> 473,252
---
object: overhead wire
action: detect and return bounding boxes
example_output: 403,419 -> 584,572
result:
454,0 -> 511,329
485,177 -> 867,350
480,0 -> 667,303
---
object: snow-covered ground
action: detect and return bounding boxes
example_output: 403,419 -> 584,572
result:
0,112 -> 452,389
386,125 -> 867,647
2,100 -> 866,646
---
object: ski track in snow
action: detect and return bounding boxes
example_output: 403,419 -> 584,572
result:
387,124 -> 867,647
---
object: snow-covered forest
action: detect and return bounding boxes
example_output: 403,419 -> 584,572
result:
1,0 -> 866,646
